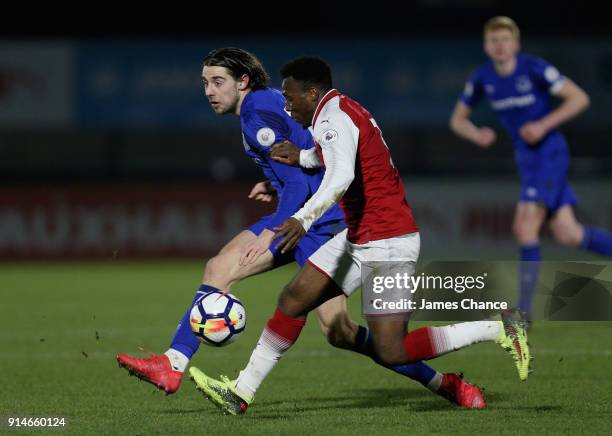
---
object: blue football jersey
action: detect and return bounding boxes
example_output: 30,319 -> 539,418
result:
240,88 -> 344,230
461,53 -> 567,155
461,53 -> 578,211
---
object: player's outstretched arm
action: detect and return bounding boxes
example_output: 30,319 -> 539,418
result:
519,79 -> 590,145
450,101 -> 496,148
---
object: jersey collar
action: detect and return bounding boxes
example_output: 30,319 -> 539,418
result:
312,89 -> 341,126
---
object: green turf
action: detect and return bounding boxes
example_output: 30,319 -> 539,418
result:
1,261 -> 611,435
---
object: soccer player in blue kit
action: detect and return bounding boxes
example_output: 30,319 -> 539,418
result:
118,47 -> 484,407
450,17 -> 612,321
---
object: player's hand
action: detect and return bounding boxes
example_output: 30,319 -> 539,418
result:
519,121 -> 547,145
240,229 -> 275,266
248,181 -> 276,202
270,141 -> 301,166
476,127 -> 496,148
273,217 -> 305,254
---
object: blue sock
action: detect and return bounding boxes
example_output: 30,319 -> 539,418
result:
518,242 -> 541,316
356,326 -> 438,388
169,284 -> 218,359
390,362 -> 437,387
581,226 -> 612,256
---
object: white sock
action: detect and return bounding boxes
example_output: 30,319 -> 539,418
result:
165,349 -> 189,372
234,309 -> 305,401
235,339 -> 282,400
427,372 -> 444,392
430,321 -> 501,355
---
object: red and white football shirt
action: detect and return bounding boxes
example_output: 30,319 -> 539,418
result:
294,89 -> 418,244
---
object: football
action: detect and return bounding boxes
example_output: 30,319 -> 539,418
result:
189,291 -> 246,346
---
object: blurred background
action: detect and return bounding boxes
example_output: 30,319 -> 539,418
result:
1,0 -> 610,260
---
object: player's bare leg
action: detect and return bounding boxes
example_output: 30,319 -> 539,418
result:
210,234 -> 385,358
513,202 -> 546,245
190,263 -> 339,414
117,230 -> 276,394
203,230 -> 276,290
312,276 -> 483,407
513,202 -> 546,320
315,294 -> 357,347
276,262 -> 342,316
318,301 -> 484,407
550,204 -> 612,255
117,231 -> 365,395
209,234 -> 401,369
516,202 -> 612,323
548,205 -> 584,247
191,264 -> 487,414
365,318 -> 409,367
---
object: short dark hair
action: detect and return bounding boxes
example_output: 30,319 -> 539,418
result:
203,47 -> 270,90
280,56 -> 332,92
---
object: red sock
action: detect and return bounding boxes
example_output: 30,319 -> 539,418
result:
261,308 -> 306,352
403,327 -> 436,362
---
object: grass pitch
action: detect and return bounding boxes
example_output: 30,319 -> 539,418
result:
1,260 -> 611,435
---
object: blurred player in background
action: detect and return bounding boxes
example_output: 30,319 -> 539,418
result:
117,48 -> 478,408
450,16 -> 612,322
189,56 -> 531,415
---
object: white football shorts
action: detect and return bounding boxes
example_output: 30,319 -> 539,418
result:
307,229 -> 420,296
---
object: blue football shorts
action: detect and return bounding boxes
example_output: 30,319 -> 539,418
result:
248,214 -> 346,267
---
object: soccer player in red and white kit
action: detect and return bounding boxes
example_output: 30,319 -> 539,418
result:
190,57 -> 530,415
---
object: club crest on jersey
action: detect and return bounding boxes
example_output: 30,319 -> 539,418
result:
485,84 -> 495,95
544,66 -> 561,83
526,187 -> 538,198
320,129 -> 338,146
256,127 -> 275,147
516,75 -> 532,93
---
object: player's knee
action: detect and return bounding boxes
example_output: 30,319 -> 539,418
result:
372,341 -> 407,367
203,255 -> 222,278
203,253 -> 233,284
513,219 -> 538,243
550,222 -> 582,246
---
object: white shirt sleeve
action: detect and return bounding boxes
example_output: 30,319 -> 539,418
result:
549,76 -> 566,95
299,148 -> 321,168
293,112 -> 358,232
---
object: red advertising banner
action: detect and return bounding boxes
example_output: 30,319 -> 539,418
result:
0,183 -> 274,259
